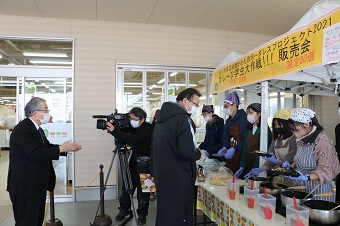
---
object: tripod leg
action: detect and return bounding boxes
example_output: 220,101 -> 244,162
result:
118,148 -> 138,226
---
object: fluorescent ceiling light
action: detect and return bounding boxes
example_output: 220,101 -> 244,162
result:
124,85 -> 143,88
124,82 -> 142,85
50,89 -> 56,92
124,92 -> 133,95
5,104 -> 16,106
1,97 -> 16,99
169,72 -> 178,77
168,83 -> 197,87
157,78 -> 165,84
23,52 -> 68,58
29,60 -> 72,65
151,92 -> 163,95
0,81 -> 16,84
0,54 -> 2,59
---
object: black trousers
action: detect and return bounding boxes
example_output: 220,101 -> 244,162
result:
119,162 -> 150,215
9,193 -> 46,226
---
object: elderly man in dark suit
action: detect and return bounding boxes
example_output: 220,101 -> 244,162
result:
7,97 -> 82,226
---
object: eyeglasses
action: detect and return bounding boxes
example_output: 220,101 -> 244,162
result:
189,100 -> 200,108
36,109 -> 50,113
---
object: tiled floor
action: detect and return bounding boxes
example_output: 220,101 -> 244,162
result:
0,149 -> 159,226
1,199 -> 158,226
0,150 -> 215,226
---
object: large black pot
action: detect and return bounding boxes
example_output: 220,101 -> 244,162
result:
280,190 -> 312,207
247,176 -> 268,189
303,200 -> 340,225
259,182 -> 288,197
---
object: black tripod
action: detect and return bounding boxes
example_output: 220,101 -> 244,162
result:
91,139 -> 138,226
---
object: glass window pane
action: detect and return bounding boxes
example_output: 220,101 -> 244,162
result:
0,38 -> 72,66
123,70 -> 143,113
189,71 -> 207,130
146,71 -> 164,123
168,71 -> 186,101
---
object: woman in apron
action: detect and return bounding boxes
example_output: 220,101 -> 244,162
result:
217,91 -> 248,174
235,103 -> 272,179
284,108 -> 340,202
243,109 -> 297,186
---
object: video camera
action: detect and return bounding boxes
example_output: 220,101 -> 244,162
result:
93,109 -> 132,132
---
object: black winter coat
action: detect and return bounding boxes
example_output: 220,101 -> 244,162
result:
7,118 -> 60,197
153,102 -> 201,226
199,114 -> 224,156
111,121 -> 153,173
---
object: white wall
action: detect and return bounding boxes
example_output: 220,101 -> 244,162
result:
318,96 -> 339,143
0,14 -> 275,200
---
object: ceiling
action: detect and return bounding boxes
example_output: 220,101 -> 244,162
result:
0,0 -> 320,36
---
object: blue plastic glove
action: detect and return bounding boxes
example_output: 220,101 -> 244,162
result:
287,170 -> 309,181
224,147 -> 235,159
204,151 -> 210,158
282,161 -> 292,168
243,167 -> 264,181
244,172 -> 252,181
217,147 -> 227,155
235,167 -> 244,179
262,153 -> 279,165
251,167 -> 264,176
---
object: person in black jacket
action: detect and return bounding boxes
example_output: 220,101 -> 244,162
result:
7,97 -> 82,226
153,88 -> 202,226
106,107 -> 153,225
199,105 -> 224,158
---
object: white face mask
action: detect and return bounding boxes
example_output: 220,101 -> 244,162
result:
130,120 -> 140,128
38,112 -> 51,124
338,107 -> 340,116
186,100 -> 198,117
204,116 -> 211,122
247,114 -> 258,124
225,107 -> 233,116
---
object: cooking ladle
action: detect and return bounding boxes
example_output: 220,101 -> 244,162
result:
330,203 -> 340,211
303,184 -> 321,200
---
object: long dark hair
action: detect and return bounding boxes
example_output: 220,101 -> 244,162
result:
272,118 -> 292,140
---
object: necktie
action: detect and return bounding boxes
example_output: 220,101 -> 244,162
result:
38,127 -> 45,145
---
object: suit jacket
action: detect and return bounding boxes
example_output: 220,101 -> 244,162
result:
7,118 -> 61,197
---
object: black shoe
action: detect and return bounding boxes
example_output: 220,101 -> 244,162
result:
115,208 -> 130,221
137,214 -> 146,225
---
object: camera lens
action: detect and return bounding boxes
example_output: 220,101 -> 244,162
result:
96,119 -> 107,130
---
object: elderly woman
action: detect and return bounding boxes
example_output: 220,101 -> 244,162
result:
283,108 -> 340,201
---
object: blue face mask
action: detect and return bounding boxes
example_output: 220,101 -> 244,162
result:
130,120 -> 140,128
225,107 -> 233,116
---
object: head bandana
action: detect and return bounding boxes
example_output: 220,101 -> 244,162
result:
289,108 -> 315,123
224,91 -> 240,105
273,109 -> 292,120
247,103 -> 261,112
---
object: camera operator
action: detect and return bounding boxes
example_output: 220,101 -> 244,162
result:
105,107 -> 153,225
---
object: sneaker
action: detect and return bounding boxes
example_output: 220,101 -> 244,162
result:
137,214 -> 146,225
150,193 -> 155,201
115,208 -> 130,221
